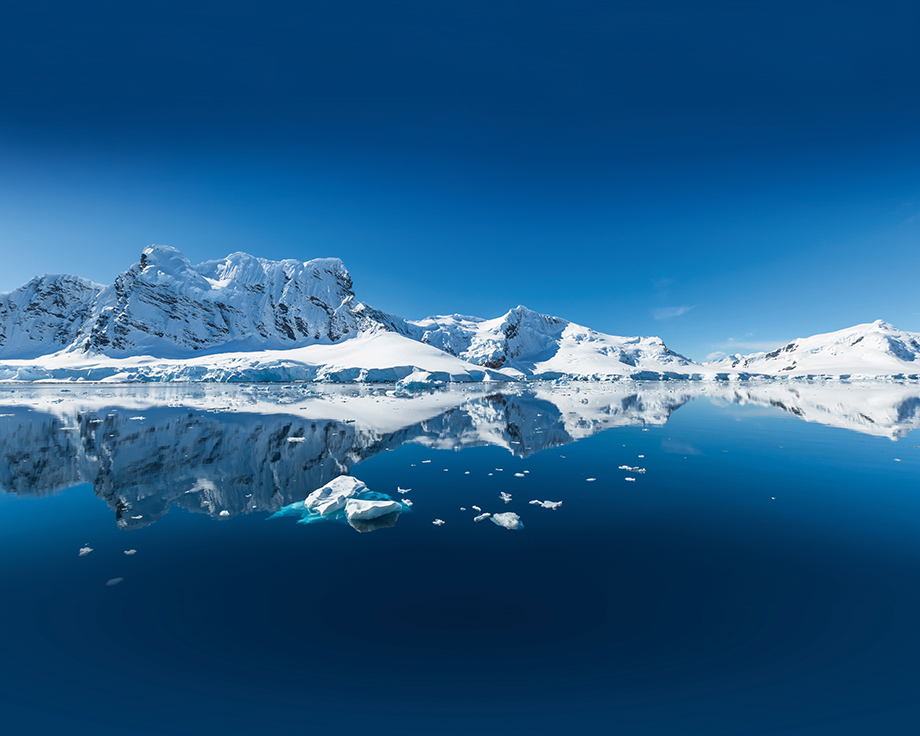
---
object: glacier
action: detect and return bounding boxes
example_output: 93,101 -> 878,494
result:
1,245 -> 919,382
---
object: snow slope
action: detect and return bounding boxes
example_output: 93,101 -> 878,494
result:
708,321 -> 920,380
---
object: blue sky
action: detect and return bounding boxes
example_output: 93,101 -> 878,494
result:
1,0 -> 918,360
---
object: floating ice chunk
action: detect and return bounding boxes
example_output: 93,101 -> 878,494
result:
488,473 -> 493,476
305,476 -> 367,516
491,512 -> 523,530
472,505 -> 482,512
124,549 -> 137,555
287,436 -> 306,443
219,510 -> 230,517
642,428 -> 649,432
585,478 -> 596,482
460,507 -> 467,511
618,466 -> 646,473
894,458 -> 902,462
422,460 -> 431,464
402,499 -> 414,507
514,472 -> 525,478
397,487 -> 412,494
500,492 -> 512,503
523,471 -> 530,474
78,546 -> 93,556
432,519 -> 445,526
344,498 -> 402,521
443,469 -> 448,472
638,455 -> 645,458
529,500 -> 562,510
625,477 -> 636,482
131,515 -> 143,520
474,513 -> 491,522
496,468 -> 503,471
464,471 -> 470,475
106,578 -> 124,587
129,416 -> 145,420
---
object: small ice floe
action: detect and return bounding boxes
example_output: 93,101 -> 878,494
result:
523,470 -> 530,474
500,492 -> 512,503
129,416 -> 145,421
472,505 -> 482,512
432,519 -> 445,526
894,458 -> 902,462
642,428 -> 649,432
124,549 -> 137,555
496,468 -> 503,471
464,471 -> 470,475
488,473 -> 493,476
131,515 -> 143,520
287,436 -> 306,443
474,512 -> 491,522
618,466 -> 646,473
490,512 -> 523,530
397,487 -> 412,494
560,455 -> 566,458
443,469 -> 448,472
78,546 -> 93,557
638,455 -> 645,458
529,500 -> 562,510
422,460 -> 431,464
245,494 -> 252,498
219,510 -> 230,517
403,499 -> 414,507
585,478 -> 596,482
514,472 -> 525,478
460,507 -> 467,511
106,578 -> 124,587
624,477 -> 636,482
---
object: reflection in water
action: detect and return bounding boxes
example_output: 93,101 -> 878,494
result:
1,382 -> 918,528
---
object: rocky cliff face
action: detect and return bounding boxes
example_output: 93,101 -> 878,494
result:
0,246 -> 407,358
0,274 -> 104,359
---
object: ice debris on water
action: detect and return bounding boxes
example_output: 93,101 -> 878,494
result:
514,472 -> 525,478
78,546 -> 93,556
106,578 -> 124,587
585,478 -> 596,482
490,512 -> 523,530
474,513 -> 491,522
619,466 -> 646,473
464,471 -> 470,475
219,510 -> 230,517
422,460 -> 431,464
625,477 -> 636,482
397,487 -> 411,494
472,505 -> 482,512
432,519 -> 445,526
131,515 -> 143,520
500,492 -> 512,503
287,436 -> 306,443
529,500 -> 562,510
403,499 -> 414,507
124,549 -> 137,555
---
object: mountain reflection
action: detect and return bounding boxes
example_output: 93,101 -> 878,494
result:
0,382 -> 917,527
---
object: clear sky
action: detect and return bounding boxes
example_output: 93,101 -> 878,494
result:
1,0 -> 918,361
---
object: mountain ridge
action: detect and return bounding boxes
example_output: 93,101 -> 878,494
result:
1,246 -> 918,382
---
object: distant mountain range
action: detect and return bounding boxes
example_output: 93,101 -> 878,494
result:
0,245 -> 917,382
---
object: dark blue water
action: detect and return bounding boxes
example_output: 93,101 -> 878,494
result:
1,385 -> 919,734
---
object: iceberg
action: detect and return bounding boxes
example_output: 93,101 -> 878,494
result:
491,512 -> 523,530
304,476 -> 367,516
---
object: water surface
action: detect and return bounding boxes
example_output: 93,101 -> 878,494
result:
1,382 -> 919,735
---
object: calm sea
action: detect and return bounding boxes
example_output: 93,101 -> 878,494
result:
1,382 -> 918,735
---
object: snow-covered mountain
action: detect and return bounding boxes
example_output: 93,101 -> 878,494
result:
1,246 -> 918,382
0,245 -> 699,382
405,306 -> 696,379
708,321 -> 920,380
